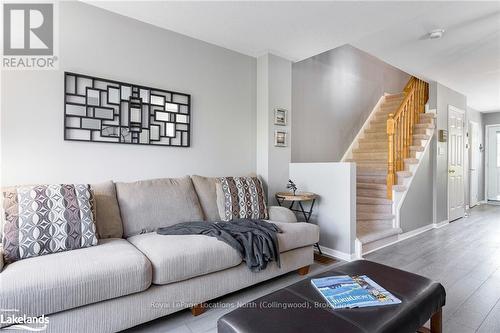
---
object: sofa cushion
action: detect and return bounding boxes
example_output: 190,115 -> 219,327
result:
0,238 -> 152,318
216,177 -> 268,221
127,232 -> 242,285
115,177 -> 204,237
271,221 -> 319,252
90,181 -> 123,239
2,184 -> 98,264
191,175 -> 220,221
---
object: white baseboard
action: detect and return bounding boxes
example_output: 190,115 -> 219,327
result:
319,245 -> 357,262
433,220 -> 449,228
398,224 -> 434,241
359,222 -> 448,257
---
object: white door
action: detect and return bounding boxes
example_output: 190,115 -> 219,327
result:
448,106 -> 465,221
469,121 -> 480,207
487,125 -> 500,201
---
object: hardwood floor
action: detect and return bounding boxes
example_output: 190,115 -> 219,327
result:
125,204 -> 500,333
366,204 -> 500,333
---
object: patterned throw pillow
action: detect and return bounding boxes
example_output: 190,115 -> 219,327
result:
2,184 -> 98,263
216,177 -> 268,221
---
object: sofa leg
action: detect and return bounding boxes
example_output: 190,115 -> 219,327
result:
297,265 -> 310,276
190,303 -> 206,316
430,308 -> 442,333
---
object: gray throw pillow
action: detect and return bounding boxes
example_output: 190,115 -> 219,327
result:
115,176 -> 204,237
91,181 -> 123,239
191,175 -> 220,221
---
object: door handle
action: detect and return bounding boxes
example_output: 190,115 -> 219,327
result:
449,170 -> 455,173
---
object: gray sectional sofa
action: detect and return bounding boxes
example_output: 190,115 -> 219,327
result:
0,175 -> 319,333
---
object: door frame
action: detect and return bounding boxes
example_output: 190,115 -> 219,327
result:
447,105 -> 466,221
485,123 -> 500,202
468,120 -> 480,208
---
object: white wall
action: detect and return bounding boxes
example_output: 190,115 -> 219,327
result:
467,107 -> 484,204
399,137 -> 435,232
292,44 -> 409,162
428,82 -> 467,223
289,162 -> 356,258
0,2 -> 257,186
481,111 -> 500,201
256,54 -> 292,203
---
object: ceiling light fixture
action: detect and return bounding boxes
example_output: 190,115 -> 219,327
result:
428,29 -> 445,40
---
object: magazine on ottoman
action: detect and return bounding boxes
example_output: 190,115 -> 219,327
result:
311,275 -> 401,309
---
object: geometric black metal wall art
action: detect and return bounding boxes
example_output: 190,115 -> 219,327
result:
64,72 -> 191,147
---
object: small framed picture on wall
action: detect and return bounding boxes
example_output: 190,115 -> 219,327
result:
274,108 -> 288,126
274,130 -> 288,147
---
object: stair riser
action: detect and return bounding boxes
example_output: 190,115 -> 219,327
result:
357,204 -> 392,214
413,134 -> 430,140
354,147 -> 387,153
357,197 -> 391,205
368,124 -> 386,131
357,176 -> 386,185
364,133 -> 387,140
357,170 -> 387,176
357,183 -> 386,190
379,106 -> 400,113
373,115 -> 390,122
357,213 -> 395,221
414,128 -> 432,135
413,139 -> 425,146
415,123 -> 434,129
357,142 -> 388,150
365,127 -> 386,133
385,93 -> 404,100
357,189 -> 387,198
352,152 -> 387,160
353,165 -> 388,172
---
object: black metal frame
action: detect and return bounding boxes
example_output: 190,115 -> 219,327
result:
275,195 -> 322,254
64,72 -> 191,147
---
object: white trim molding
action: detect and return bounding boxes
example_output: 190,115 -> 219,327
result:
359,222 -> 449,257
433,220 -> 449,228
319,245 -> 357,262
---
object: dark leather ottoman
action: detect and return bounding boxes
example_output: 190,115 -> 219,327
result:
218,260 -> 446,333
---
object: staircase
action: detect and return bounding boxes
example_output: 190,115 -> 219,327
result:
346,78 -> 433,255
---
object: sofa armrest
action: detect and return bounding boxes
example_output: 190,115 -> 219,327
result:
267,206 -> 297,223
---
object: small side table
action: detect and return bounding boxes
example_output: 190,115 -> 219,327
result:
275,192 -> 322,255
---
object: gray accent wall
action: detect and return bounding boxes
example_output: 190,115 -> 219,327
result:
1,2 -> 257,185
467,107 -> 485,203
291,44 -> 410,162
481,111 -> 500,202
256,54 -> 292,204
428,82 -> 467,223
482,111 -> 500,126
400,137 -> 435,232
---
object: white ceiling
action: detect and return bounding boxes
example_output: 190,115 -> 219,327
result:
88,1 -> 500,111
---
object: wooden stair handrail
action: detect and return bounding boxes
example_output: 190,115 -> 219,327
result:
386,77 -> 429,199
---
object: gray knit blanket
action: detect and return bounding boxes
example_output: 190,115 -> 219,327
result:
157,219 -> 281,272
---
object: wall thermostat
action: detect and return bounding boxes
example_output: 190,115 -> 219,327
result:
438,130 -> 448,142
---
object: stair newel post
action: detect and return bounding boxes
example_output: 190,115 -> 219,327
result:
387,113 -> 396,200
